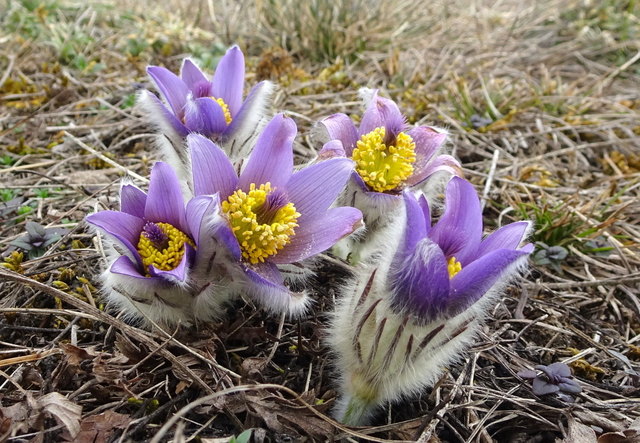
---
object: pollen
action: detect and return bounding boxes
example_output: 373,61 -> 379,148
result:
137,222 -> 195,274
221,182 -> 300,264
447,256 -> 462,279
210,97 -> 232,124
351,126 -> 416,193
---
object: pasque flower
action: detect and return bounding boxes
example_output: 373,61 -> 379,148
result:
329,177 -> 532,425
188,113 -> 363,314
139,46 -> 274,168
86,162 -> 230,327
316,90 -> 461,262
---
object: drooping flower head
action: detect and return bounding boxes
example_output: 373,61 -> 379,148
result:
390,177 -> 534,322
86,162 -> 228,326
188,113 -> 363,314
140,46 -> 274,167
329,177 -> 532,425
317,90 -> 462,262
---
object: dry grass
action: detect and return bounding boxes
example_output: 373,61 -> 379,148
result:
1,0 -> 639,441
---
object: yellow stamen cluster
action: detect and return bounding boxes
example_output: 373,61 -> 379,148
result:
351,126 -> 416,192
447,256 -> 462,279
137,223 -> 195,274
221,183 -> 300,264
210,97 -> 232,124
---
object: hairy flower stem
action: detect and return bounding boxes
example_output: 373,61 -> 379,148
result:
338,393 -> 377,426
335,372 -> 379,426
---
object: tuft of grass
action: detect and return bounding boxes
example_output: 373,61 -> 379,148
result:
254,0 -> 435,63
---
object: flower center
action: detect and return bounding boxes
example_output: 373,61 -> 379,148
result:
351,126 -> 416,193
221,182 -> 300,264
137,222 -> 195,274
209,97 -> 232,124
447,256 -> 462,279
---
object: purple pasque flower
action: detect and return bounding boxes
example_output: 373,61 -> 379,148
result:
318,90 -> 460,199
139,45 -> 274,165
317,91 -> 461,263
188,113 -> 363,314
328,177 -> 532,425
391,177 -> 533,323
86,162 -> 228,327
519,362 -> 582,397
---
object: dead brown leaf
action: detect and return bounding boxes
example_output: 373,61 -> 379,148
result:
69,410 -> 132,443
559,417 -> 598,443
0,392 -> 81,440
599,418 -> 640,443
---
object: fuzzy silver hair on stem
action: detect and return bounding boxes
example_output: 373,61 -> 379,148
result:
328,178 -> 533,425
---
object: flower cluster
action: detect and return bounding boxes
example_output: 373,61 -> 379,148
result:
85,44 -> 533,426
87,48 -> 361,327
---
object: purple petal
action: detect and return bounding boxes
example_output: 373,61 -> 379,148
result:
139,90 -> 189,137
180,58 -> 208,91
558,381 -> 582,394
429,177 -> 483,265
186,195 -> 241,264
86,211 -> 143,258
417,194 -> 431,233
183,96 -> 228,135
390,236 -> 450,322
286,158 -> 354,223
120,184 -> 147,218
351,173 -> 404,209
221,81 -> 274,164
212,45 -> 244,117
110,255 -> 145,279
408,126 -> 446,163
447,248 -> 531,316
404,127 -> 450,186
400,191 -> 428,255
270,207 -> 363,264
144,162 -> 186,229
238,114 -> 295,191
148,245 -> 190,283
185,195 -> 215,243
517,369 -> 538,379
407,154 -> 462,187
242,262 -> 307,314
188,134 -> 238,199
317,140 -> 346,160
147,66 -> 189,119
359,92 -> 405,138
532,378 -> 560,395
477,221 -> 531,258
320,113 -> 358,155
545,362 -> 572,378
